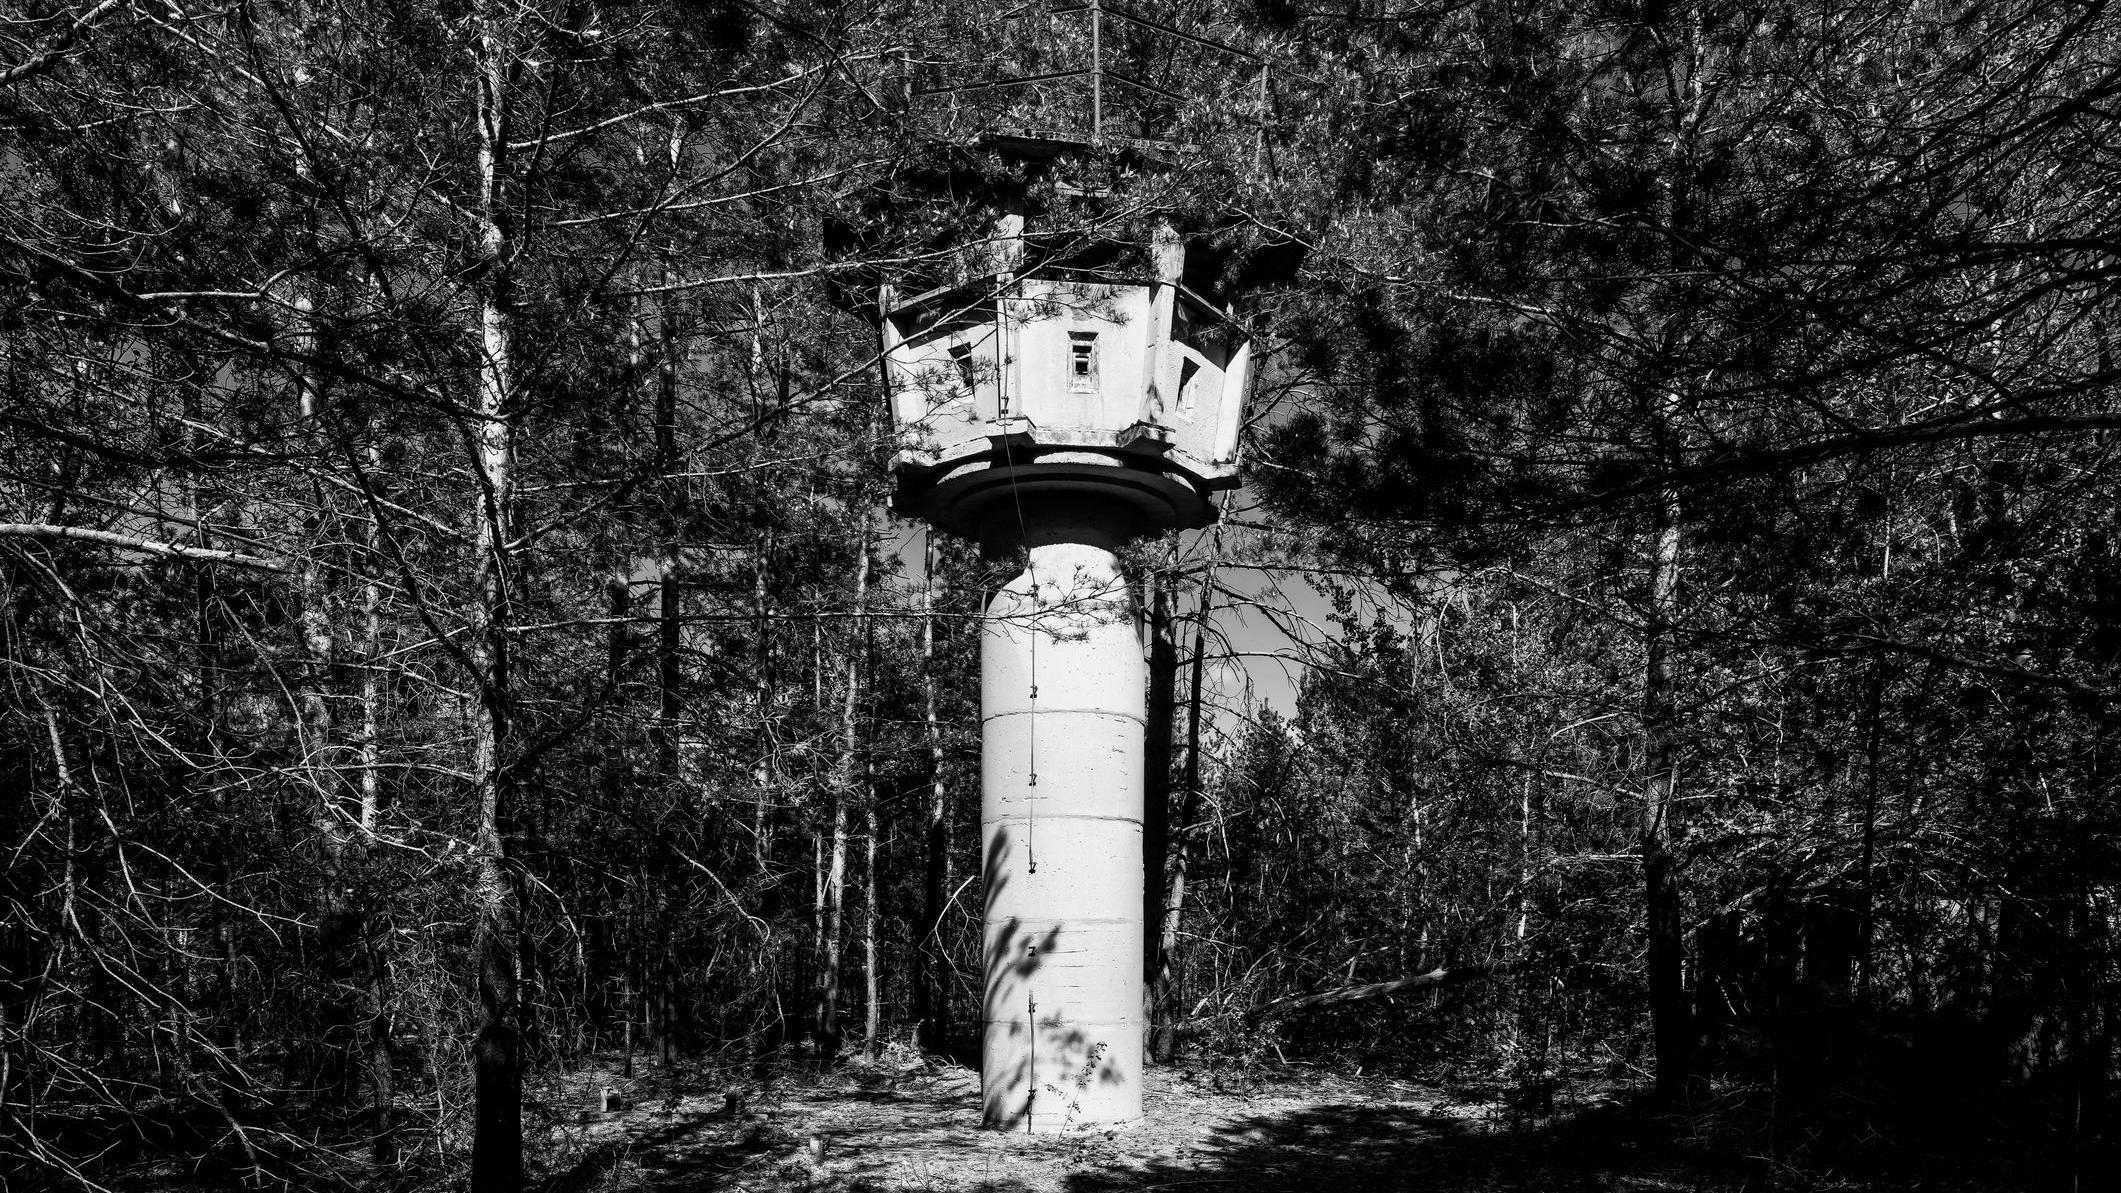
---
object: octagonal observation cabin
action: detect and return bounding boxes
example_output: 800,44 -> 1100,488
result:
877,222 -> 1252,545
862,0 -> 1297,546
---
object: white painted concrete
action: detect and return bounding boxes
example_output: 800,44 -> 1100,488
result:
978,530 -> 1145,1131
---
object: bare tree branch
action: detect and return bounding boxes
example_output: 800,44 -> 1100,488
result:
0,523 -> 287,572
0,0 -> 124,88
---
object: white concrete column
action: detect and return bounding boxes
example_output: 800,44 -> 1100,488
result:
978,511 -> 1143,1132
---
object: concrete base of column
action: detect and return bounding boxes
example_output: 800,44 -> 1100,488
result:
978,521 -> 1144,1132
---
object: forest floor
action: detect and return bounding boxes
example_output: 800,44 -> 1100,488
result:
535,1052 -> 1797,1193
80,1047 -> 2062,1191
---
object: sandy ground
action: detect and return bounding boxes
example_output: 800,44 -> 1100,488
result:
541,1058 -> 1630,1193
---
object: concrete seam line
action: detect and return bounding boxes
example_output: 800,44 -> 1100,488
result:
982,709 -> 1147,725
980,916 -> 1146,925
982,1021 -> 1140,1027
984,814 -> 1143,824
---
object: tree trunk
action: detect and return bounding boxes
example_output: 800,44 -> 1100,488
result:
293,242 -> 377,1112
620,959 -> 635,1080
1142,556 -> 1178,1019
356,441 -> 396,1163
817,802 -> 846,1062
914,538 -> 953,1053
1151,573 -> 1213,1064
653,917 -> 681,1067
358,453 -> 386,842
817,518 -> 869,1060
656,552 -> 683,780
1858,660 -> 1884,1001
861,566 -> 881,1062
361,906 -> 398,1165
863,789 -> 880,1061
754,529 -> 776,872
468,7 -> 523,1186
277,28 -> 375,1113
655,270 -> 680,475
1642,490 -> 1689,1104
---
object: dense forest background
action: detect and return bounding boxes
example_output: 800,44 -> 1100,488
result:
4,0 -> 2120,1189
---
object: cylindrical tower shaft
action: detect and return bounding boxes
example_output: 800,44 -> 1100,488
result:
978,508 -> 1144,1131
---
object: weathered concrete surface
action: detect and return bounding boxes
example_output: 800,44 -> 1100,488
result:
979,530 -> 1145,1131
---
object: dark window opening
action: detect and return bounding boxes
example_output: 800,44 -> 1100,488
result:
1177,357 -> 1201,413
1069,332 -> 1098,390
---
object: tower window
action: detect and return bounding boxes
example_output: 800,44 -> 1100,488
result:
949,343 -> 977,392
1068,332 -> 1098,390
1176,357 -> 1201,415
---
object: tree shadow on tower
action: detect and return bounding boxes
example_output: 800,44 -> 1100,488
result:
980,825 -> 1113,1131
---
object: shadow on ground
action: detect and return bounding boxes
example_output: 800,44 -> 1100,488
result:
1054,1087 -> 2095,1193
567,1061 -> 2102,1193
1056,1099 -> 1719,1193
595,1067 -> 1679,1193
1069,1105 -> 1556,1193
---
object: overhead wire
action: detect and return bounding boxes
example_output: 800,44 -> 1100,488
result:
994,277 -> 1041,875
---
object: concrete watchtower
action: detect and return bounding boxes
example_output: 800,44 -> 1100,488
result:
874,3 -> 1272,1132
882,222 -> 1250,1131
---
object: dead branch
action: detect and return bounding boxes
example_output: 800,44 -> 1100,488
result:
0,523 -> 288,572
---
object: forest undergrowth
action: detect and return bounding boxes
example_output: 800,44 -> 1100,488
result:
89,1043 -> 2083,1193
509,1050 -> 2111,1193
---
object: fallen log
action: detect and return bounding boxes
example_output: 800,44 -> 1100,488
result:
1171,960 -> 1517,1038
1246,961 -> 1516,1021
